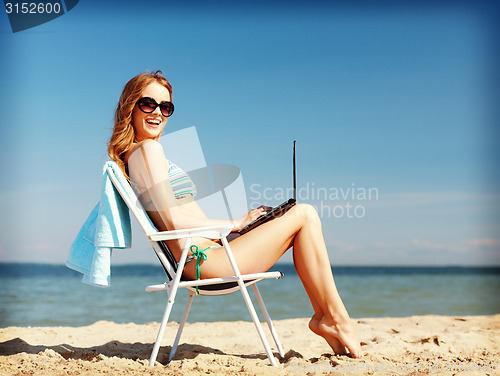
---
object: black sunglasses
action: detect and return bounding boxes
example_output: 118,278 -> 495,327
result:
136,97 -> 174,117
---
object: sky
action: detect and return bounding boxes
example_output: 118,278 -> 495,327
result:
0,0 -> 499,266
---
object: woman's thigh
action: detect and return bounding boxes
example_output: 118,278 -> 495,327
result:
188,204 -> 313,279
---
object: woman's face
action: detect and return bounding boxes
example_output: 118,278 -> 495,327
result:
132,81 -> 171,142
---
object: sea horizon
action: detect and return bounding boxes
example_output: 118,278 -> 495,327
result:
1,263 -> 499,328
2,261 -> 500,268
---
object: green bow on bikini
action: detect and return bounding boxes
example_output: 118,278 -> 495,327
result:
189,245 -> 210,295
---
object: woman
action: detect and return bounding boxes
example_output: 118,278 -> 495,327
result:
108,71 -> 362,359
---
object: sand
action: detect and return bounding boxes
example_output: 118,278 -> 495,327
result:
1,315 -> 499,375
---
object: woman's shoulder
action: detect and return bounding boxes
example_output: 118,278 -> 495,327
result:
125,140 -> 167,169
127,139 -> 171,170
137,139 -> 164,151
127,139 -> 165,160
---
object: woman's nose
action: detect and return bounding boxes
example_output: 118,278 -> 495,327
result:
153,106 -> 163,116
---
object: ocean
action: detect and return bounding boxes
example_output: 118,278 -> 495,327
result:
0,263 -> 499,328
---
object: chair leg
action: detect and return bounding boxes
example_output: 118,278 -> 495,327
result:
252,284 -> 285,358
169,289 -> 195,362
149,297 -> 174,366
149,292 -> 177,366
149,238 -> 192,367
220,238 -> 278,367
238,279 -> 278,366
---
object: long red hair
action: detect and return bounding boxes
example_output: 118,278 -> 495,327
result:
107,70 -> 173,178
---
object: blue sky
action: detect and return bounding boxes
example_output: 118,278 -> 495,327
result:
0,0 -> 498,266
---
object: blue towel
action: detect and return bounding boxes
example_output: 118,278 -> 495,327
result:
66,162 -> 131,287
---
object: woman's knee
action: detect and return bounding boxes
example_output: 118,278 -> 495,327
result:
294,203 -> 321,224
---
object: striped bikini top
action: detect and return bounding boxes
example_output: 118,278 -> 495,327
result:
167,161 -> 197,199
142,161 -> 197,208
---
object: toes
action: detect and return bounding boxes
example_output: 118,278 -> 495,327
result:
349,349 -> 362,358
317,317 -> 361,358
344,342 -> 362,359
327,337 -> 347,355
310,315 -> 362,358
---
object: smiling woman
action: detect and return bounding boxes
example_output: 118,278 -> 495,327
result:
107,71 -> 174,179
132,86 -> 174,142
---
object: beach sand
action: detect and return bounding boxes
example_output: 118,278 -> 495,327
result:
1,315 -> 499,375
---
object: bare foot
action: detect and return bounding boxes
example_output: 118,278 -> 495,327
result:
316,315 -> 362,358
309,314 -> 347,355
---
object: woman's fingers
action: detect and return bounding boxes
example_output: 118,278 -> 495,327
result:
248,208 -> 266,221
257,207 -> 268,215
251,209 -> 262,219
257,205 -> 272,212
239,207 -> 268,229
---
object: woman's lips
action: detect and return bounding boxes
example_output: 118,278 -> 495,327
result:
146,117 -> 162,127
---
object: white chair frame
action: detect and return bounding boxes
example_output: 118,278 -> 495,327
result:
106,164 -> 285,367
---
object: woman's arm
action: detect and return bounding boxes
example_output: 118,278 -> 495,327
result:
170,203 -> 268,232
128,140 -> 266,231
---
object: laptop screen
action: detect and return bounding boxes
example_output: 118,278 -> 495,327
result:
293,140 -> 296,201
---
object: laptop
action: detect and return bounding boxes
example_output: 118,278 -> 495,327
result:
238,140 -> 297,235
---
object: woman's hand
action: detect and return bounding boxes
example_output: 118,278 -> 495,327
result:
232,205 -> 272,231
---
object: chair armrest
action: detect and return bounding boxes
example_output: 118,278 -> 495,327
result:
148,224 -> 234,241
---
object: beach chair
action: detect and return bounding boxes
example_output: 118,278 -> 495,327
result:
106,163 -> 285,367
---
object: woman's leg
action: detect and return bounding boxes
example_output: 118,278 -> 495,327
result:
197,203 -> 361,358
290,205 -> 361,358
